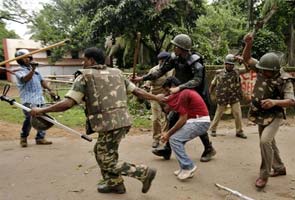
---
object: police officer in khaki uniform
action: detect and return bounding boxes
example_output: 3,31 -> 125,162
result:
243,33 -> 295,189
145,51 -> 174,148
30,47 -> 161,194
209,54 -> 247,139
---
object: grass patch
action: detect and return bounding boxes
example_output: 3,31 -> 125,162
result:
0,99 -> 151,128
0,100 -> 24,124
0,99 -> 86,127
132,116 -> 151,128
0,82 -> 152,129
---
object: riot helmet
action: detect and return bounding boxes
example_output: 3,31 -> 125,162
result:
31,114 -> 54,131
224,54 -> 235,65
256,52 -> 280,71
171,34 -> 192,51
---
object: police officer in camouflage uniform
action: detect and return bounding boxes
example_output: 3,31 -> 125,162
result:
132,33 -> 216,162
209,54 -> 247,139
30,47 -> 160,194
243,33 -> 295,189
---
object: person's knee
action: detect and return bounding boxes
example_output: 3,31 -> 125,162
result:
260,137 -> 272,146
169,136 -> 178,146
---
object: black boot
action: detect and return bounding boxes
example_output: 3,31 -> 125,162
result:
152,111 -> 178,160
97,183 -> 126,194
199,133 -> 216,162
152,141 -> 171,160
142,167 -> 157,193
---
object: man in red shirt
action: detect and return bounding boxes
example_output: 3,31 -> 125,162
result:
161,77 -> 211,180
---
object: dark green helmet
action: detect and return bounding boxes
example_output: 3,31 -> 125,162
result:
225,54 -> 235,65
31,114 -> 54,131
256,52 -> 280,71
171,34 -> 192,51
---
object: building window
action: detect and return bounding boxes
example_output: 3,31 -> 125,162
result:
71,51 -> 79,59
46,50 -> 51,57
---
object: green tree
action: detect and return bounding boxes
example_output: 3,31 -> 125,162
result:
30,0 -> 205,67
192,3 -> 247,64
80,0 -> 206,67
252,29 -> 286,58
0,0 -> 31,24
29,0 -> 94,62
259,0 -> 295,66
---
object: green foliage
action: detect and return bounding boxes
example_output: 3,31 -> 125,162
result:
86,0 -> 205,66
25,0 -> 295,66
248,0 -> 293,62
252,29 -> 286,59
0,0 -> 31,24
0,99 -> 24,124
29,0 -> 205,67
0,82 -> 151,129
192,3 -> 247,64
127,95 -> 152,128
29,0 -> 96,62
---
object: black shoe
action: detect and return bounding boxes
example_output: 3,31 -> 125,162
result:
20,137 -> 27,148
142,168 -> 157,193
236,132 -> 247,139
97,183 -> 126,194
200,147 -> 216,162
210,131 -> 217,137
152,147 -> 171,160
152,140 -> 160,148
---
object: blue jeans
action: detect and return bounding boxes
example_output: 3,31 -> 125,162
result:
169,121 -> 210,170
20,103 -> 46,140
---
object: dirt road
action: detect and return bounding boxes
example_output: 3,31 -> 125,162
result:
0,119 -> 295,200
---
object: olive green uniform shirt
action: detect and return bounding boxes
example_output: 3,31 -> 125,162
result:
65,74 -> 137,104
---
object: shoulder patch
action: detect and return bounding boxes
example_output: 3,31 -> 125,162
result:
280,71 -> 294,80
187,54 -> 201,65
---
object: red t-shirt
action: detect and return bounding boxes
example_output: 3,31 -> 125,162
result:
166,89 -> 208,118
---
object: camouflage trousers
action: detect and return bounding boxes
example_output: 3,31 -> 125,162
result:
94,127 -> 149,186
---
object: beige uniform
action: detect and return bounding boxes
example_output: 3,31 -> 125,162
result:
146,65 -> 173,141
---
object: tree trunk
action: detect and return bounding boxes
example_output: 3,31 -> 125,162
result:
288,17 -> 295,66
248,0 -> 254,30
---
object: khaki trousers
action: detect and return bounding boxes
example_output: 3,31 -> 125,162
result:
150,100 -> 167,141
258,118 -> 285,179
209,101 -> 243,133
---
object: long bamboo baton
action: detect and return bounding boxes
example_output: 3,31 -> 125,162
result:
0,39 -> 70,66
215,183 -> 255,200
235,5 -> 278,56
0,84 -> 92,142
0,66 -> 17,74
132,32 -> 141,79
252,4 -> 277,37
